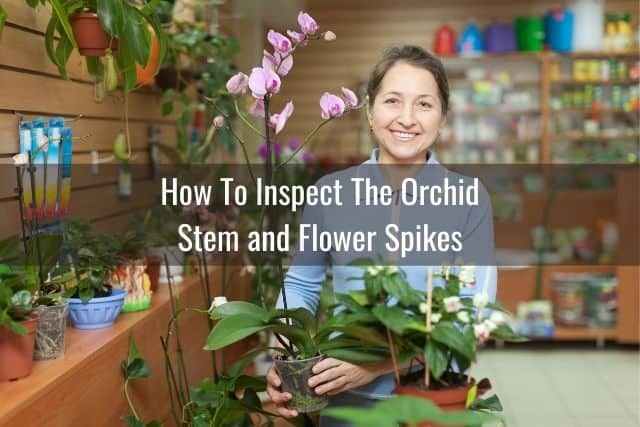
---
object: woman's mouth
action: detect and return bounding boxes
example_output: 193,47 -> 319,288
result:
389,130 -> 420,142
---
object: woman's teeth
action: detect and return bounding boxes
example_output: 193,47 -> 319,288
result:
391,131 -> 418,141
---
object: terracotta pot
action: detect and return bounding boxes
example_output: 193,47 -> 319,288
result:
136,35 -> 160,86
145,255 -> 161,292
0,316 -> 38,381
70,12 -> 118,57
395,378 -> 491,427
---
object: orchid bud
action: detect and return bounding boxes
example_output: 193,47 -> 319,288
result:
213,115 -> 225,129
208,296 -> 229,312
249,99 -> 266,118
323,31 -> 337,42
267,29 -> 292,55
298,11 -> 319,35
226,72 -> 249,95
341,87 -> 358,108
287,29 -> 307,46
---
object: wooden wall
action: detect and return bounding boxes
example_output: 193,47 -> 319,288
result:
0,0 -> 178,237
276,0 -> 639,158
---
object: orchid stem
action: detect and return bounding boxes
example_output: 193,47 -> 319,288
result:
276,118 -> 331,169
234,99 -> 266,138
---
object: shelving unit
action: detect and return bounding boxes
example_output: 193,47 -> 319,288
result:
442,50 -> 639,343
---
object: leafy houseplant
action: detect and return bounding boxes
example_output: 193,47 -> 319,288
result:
0,235 -> 39,381
341,263 -> 525,418
205,300 -> 389,413
63,219 -> 127,329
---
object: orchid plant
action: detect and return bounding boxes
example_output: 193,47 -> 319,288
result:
210,11 -> 360,344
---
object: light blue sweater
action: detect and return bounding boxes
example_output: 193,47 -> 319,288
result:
277,149 -> 497,399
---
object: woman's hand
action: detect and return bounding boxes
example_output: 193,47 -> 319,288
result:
308,357 -> 384,396
266,366 -> 299,418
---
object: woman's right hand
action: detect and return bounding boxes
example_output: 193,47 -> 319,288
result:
266,366 -> 299,418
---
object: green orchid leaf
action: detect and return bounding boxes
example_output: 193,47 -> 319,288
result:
491,323 -> 528,342
210,301 -> 268,322
269,307 -> 316,334
204,315 -> 266,350
382,274 -> 423,306
0,5 -> 7,39
335,293 -> 368,313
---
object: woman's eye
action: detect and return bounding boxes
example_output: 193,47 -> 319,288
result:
418,101 -> 431,109
385,98 -> 398,104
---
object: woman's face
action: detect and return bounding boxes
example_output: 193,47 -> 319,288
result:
367,61 -> 445,164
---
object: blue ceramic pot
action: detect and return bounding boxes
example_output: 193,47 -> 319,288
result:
67,288 -> 126,330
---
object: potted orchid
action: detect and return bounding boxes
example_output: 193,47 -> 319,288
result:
339,261 -> 525,420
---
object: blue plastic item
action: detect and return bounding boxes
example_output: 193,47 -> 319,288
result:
456,22 -> 484,55
67,288 -> 127,329
545,9 -> 574,52
485,23 -> 517,53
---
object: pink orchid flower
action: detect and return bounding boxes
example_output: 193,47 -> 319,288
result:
287,30 -> 307,46
298,11 -> 318,35
258,142 -> 283,159
249,99 -> 265,117
262,50 -> 293,76
226,72 -> 248,95
248,67 -> 281,98
267,29 -> 292,55
320,92 -> 346,119
341,87 -> 358,108
269,101 -> 294,134
288,138 -> 301,151
302,150 -> 315,163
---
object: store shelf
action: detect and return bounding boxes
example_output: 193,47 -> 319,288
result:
551,106 -> 638,113
553,326 -> 617,341
554,50 -> 640,59
449,78 -> 539,86
551,78 -> 639,85
450,107 -> 541,115
440,52 -> 542,61
551,131 -> 640,141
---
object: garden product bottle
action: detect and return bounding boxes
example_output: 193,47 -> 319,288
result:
545,9 -> 574,53
569,0 -> 604,51
59,127 -> 73,216
434,25 -> 456,55
514,16 -> 544,52
18,121 -> 33,220
30,118 -> 47,220
118,161 -> 132,199
456,22 -> 484,56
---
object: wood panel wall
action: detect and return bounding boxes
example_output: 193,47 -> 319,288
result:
0,0 -> 179,237
275,0 -> 638,158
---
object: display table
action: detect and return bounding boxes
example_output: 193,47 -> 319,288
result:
0,266 -> 241,427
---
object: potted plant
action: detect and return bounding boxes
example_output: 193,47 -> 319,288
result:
205,300 -> 389,413
63,220 -> 126,329
0,235 -> 39,381
340,262 -> 525,422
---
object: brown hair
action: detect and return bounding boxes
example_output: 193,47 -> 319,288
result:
367,45 -> 450,115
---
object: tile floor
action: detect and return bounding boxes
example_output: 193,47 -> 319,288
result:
475,346 -> 640,427
273,345 -> 640,427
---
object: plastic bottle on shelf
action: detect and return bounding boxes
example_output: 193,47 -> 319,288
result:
614,13 -> 633,51
569,0 -> 604,51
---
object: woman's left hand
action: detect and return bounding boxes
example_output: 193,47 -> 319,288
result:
308,357 -> 384,396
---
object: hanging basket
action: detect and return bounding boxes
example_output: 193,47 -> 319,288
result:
70,12 -> 119,57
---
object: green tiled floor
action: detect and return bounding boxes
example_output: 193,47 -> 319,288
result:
475,347 -> 640,427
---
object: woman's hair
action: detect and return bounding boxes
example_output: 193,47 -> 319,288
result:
367,45 -> 450,115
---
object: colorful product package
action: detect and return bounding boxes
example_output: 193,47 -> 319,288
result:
46,117 -> 64,218
30,118 -> 47,220
18,121 -> 33,220
59,127 -> 73,216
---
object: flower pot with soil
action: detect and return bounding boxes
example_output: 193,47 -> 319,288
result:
70,12 -> 118,57
33,300 -> 69,360
275,354 -> 328,413
0,315 -> 38,381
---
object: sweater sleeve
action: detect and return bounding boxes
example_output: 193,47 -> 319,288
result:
276,182 -> 331,315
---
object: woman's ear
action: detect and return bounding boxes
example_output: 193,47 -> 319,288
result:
366,102 -> 373,129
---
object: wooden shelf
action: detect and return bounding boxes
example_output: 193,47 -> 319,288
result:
551,107 -> 638,113
450,107 -> 540,115
553,50 -> 640,59
449,78 -> 539,86
553,326 -> 617,341
440,52 -> 542,61
551,78 -> 639,85
551,132 -> 640,141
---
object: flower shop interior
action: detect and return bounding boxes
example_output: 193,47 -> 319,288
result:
0,0 -> 638,427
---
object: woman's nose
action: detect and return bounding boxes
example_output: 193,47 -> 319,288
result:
397,105 -> 416,127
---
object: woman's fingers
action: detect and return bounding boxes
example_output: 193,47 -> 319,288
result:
275,403 -> 299,418
314,375 -> 348,395
266,366 -> 298,418
311,357 -> 342,374
266,366 -> 281,387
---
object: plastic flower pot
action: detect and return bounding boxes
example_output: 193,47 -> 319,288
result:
33,300 -> 69,360
67,288 -> 126,330
70,12 -> 119,57
274,354 -> 328,413
0,315 -> 38,381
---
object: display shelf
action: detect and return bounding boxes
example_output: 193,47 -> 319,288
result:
449,78 -> 540,86
551,78 -> 639,85
550,131 -> 640,141
554,50 -> 640,59
450,107 -> 541,115
550,106 -> 638,113
553,326 -> 617,341
440,52 -> 542,61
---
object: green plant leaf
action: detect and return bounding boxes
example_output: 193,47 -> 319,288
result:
269,307 -> 316,334
97,0 -> 125,36
469,393 -> 503,412
323,347 -> 389,363
431,322 -> 475,362
122,415 -> 145,427
382,274 -> 423,306
372,305 -> 412,334
0,5 -> 7,39
425,339 -> 448,380
491,323 -> 528,342
124,6 -> 150,65
210,301 -> 268,321
204,315 -> 265,350
48,0 -> 76,48
121,337 -> 150,380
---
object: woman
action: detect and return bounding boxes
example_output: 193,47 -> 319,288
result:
267,45 -> 497,425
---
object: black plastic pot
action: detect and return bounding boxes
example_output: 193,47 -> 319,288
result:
274,354 -> 328,413
33,301 -> 69,360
